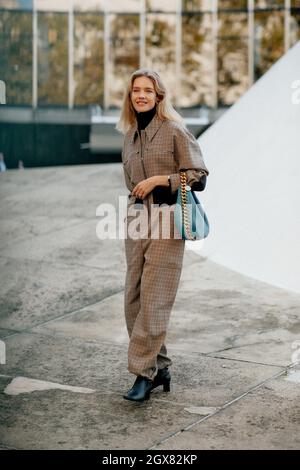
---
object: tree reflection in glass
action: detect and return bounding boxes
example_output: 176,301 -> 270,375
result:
38,12 -> 68,106
254,11 -> 284,81
145,13 -> 177,105
109,14 -> 140,108
217,12 -> 249,106
181,12 -> 214,108
74,13 -> 104,107
0,10 -> 32,105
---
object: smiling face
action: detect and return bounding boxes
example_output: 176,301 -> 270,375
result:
131,76 -> 157,113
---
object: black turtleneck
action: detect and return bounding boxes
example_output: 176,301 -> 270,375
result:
134,104 -> 157,132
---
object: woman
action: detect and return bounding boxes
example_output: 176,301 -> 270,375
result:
116,69 -> 209,402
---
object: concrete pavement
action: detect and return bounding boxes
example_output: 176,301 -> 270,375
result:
0,164 -> 299,449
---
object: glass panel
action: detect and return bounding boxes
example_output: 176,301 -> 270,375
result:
145,13 -> 177,105
254,0 -> 285,8
254,11 -> 284,81
0,10 -> 32,105
146,0 -> 178,11
74,13 -> 104,106
217,12 -> 249,106
73,0 -> 105,11
107,0 -> 142,12
37,12 -> 68,106
218,0 -> 248,9
182,1 -> 213,12
35,0 -> 70,12
290,11 -> 300,47
181,13 -> 214,107
0,0 -> 33,9
108,14 -> 140,108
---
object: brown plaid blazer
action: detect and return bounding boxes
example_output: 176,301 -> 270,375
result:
121,114 -> 209,208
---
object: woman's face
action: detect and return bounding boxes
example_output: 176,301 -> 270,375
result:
131,76 -> 157,113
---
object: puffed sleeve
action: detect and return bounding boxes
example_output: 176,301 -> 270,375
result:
169,124 -> 209,194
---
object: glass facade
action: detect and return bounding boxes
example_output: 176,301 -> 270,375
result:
74,12 -> 104,106
181,12 -> 215,107
0,9 -> 32,105
217,12 -> 249,106
37,12 -> 68,106
108,13 -> 140,107
290,4 -> 300,46
254,10 -> 285,81
0,0 -> 299,109
145,13 -> 177,103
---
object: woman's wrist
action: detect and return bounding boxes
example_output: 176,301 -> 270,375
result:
152,175 -> 169,187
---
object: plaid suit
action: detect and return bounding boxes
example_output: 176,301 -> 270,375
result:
122,114 -> 209,380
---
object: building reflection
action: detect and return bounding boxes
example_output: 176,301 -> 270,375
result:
0,0 -> 299,109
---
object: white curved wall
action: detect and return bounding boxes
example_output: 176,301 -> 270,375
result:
197,42 -> 300,294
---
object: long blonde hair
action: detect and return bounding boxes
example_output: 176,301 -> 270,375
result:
116,68 -> 185,135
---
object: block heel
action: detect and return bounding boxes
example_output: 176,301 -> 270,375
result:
151,367 -> 171,392
163,378 -> 171,392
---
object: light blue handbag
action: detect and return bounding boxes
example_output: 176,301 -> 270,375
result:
174,171 -> 210,240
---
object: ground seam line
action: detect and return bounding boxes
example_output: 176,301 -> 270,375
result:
148,366 -> 290,449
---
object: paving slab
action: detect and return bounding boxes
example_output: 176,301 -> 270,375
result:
0,164 -> 126,220
0,333 -> 283,450
0,213 -> 91,250
0,332 -> 280,398
26,250 -> 300,367
0,220 -> 125,268
29,278 -> 297,370
0,256 -> 124,331
169,251 -> 300,366
0,164 -> 299,450
31,291 -> 128,344
0,375 -> 197,450
0,329 -> 17,339
152,374 -> 300,450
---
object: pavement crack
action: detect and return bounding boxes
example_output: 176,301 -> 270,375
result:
1,288 -> 124,340
147,366 -> 289,450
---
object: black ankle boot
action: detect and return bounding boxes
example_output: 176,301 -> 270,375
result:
151,367 -> 171,392
123,376 -> 153,402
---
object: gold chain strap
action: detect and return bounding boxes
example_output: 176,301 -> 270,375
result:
180,171 -> 196,241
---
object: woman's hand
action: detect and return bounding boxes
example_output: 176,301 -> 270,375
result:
132,175 -> 168,199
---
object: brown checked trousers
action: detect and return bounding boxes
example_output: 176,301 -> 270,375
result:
122,114 -> 209,381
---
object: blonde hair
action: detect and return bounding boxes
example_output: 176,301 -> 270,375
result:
116,68 -> 185,135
